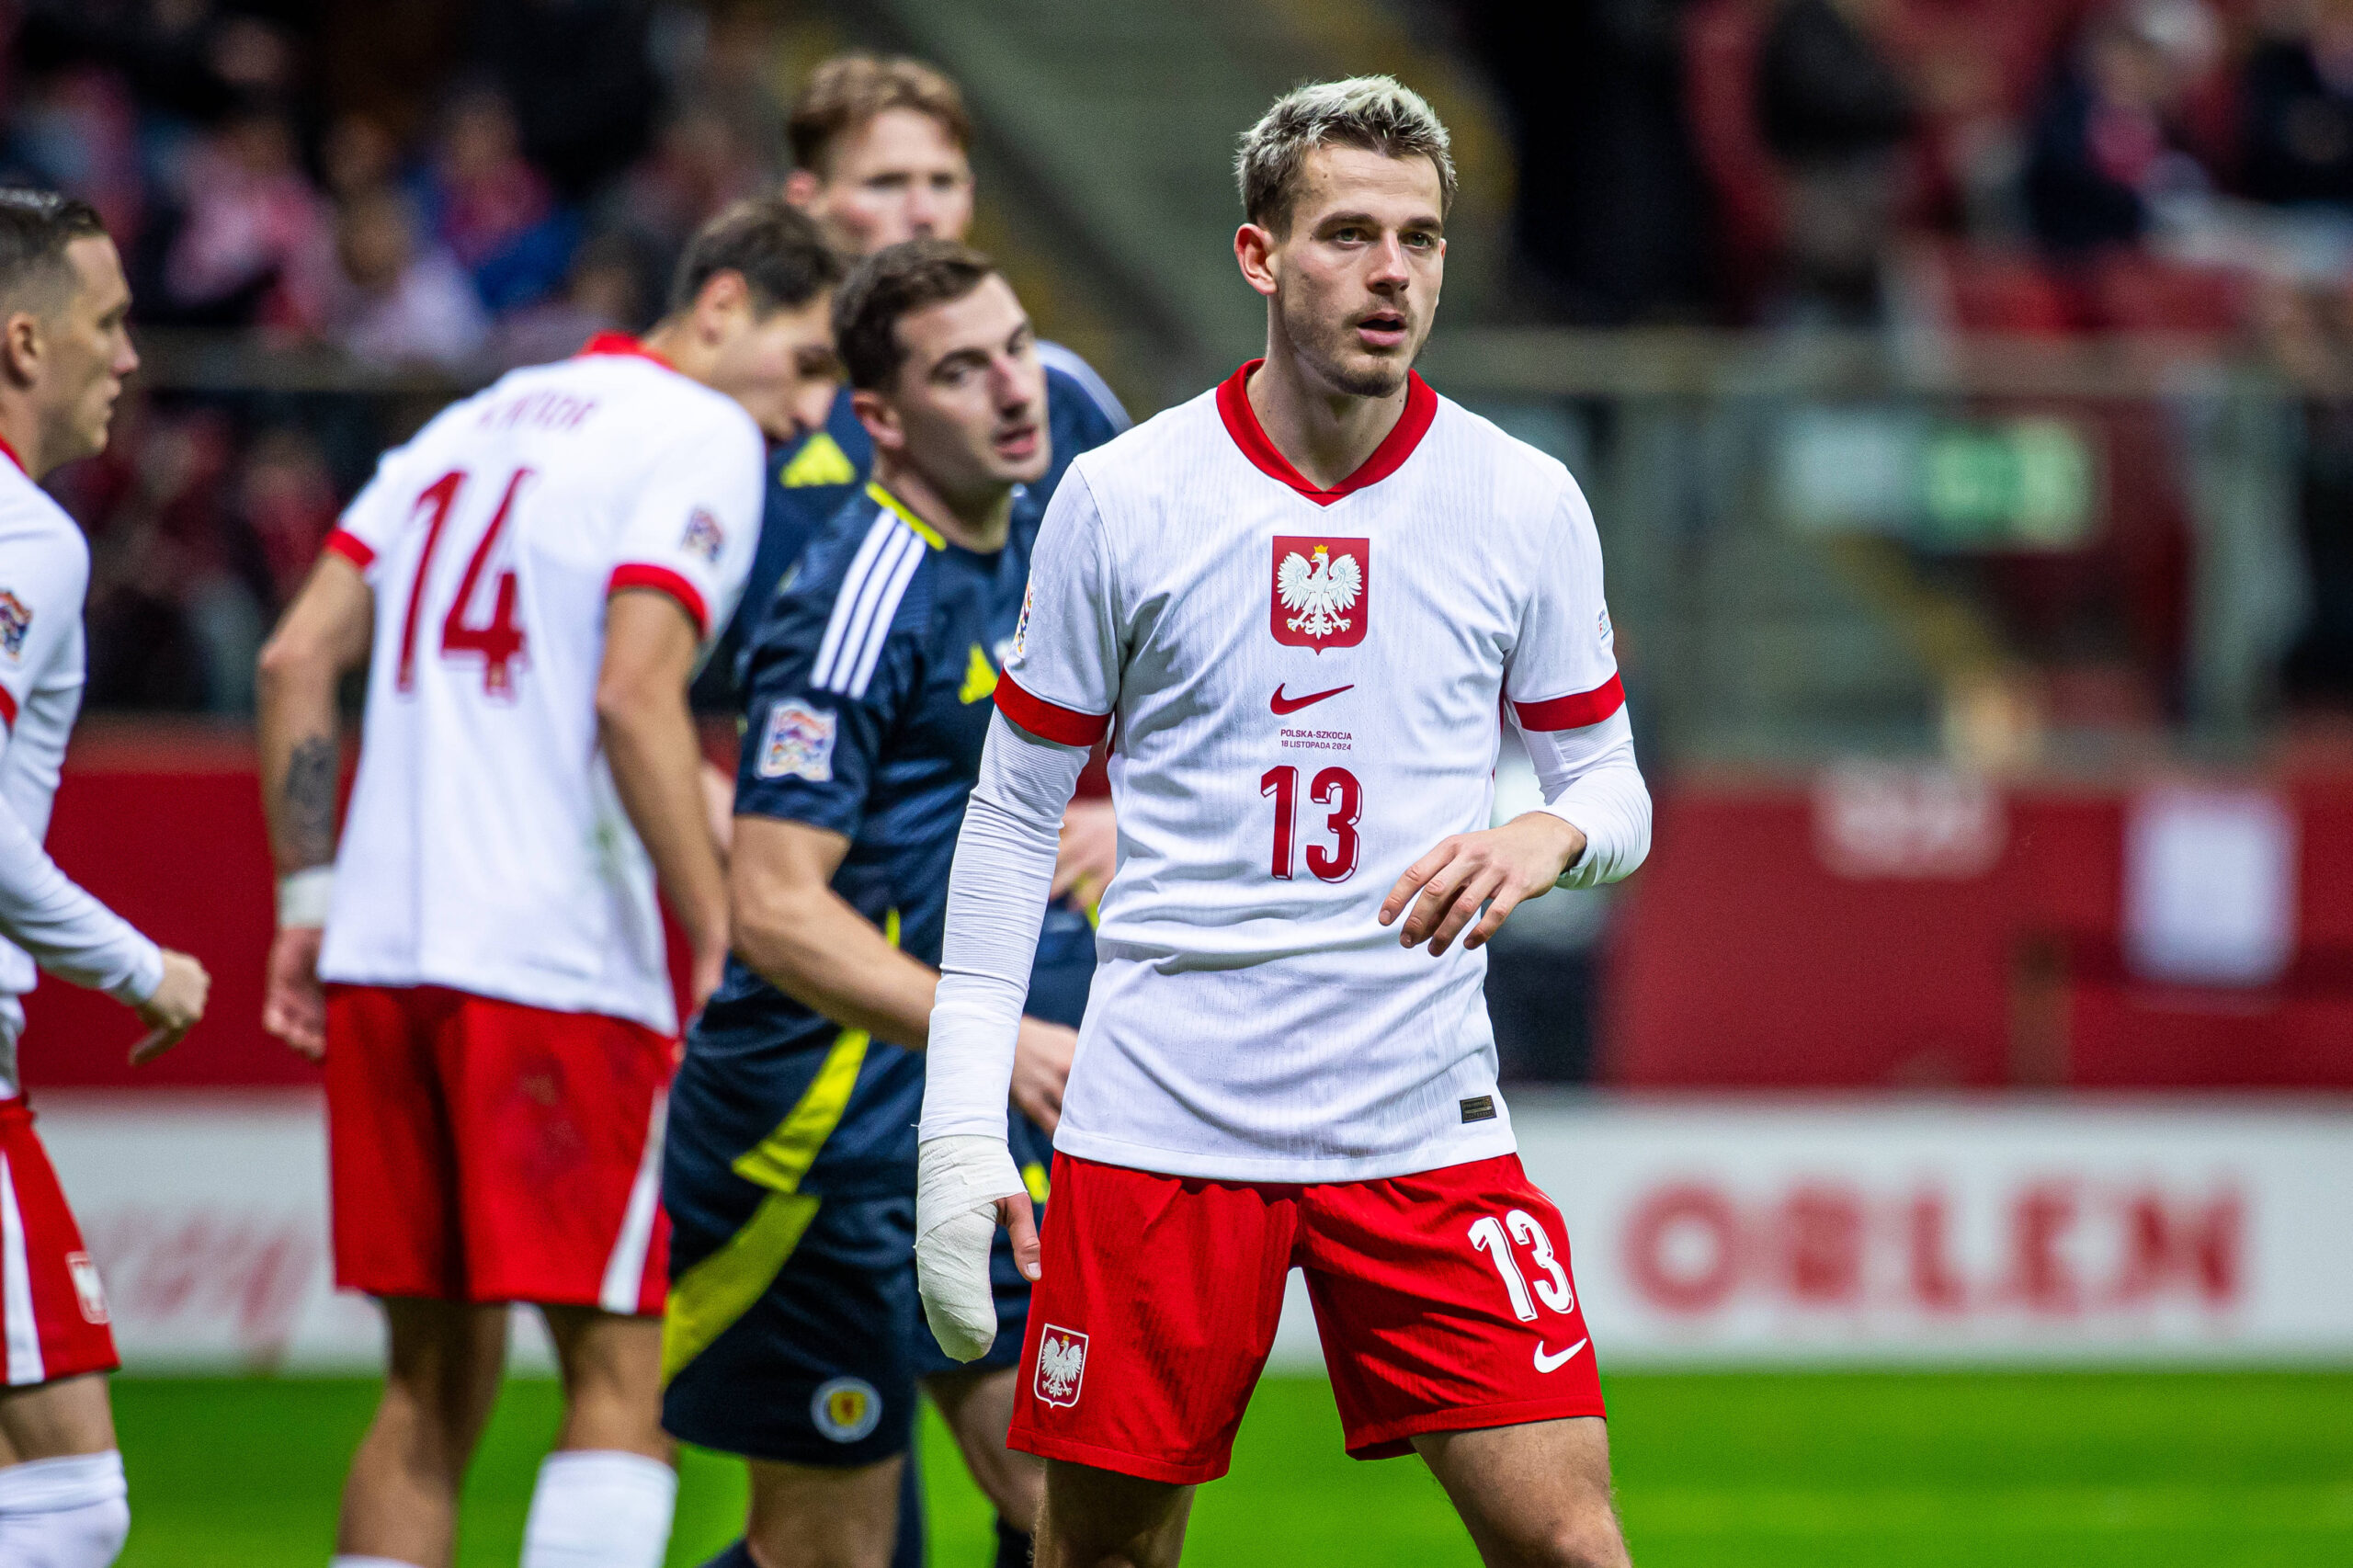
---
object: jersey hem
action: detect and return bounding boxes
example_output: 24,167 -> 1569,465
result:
1049,1123 -> 1519,1185
315,965 -> 677,1038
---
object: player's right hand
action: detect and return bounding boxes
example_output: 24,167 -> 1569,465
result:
262,926 -> 326,1061
131,949 -> 210,1065
1011,1017 -> 1075,1133
915,1132 -> 1036,1361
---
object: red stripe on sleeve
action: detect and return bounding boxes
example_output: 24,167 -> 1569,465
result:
0,685 -> 16,732
1512,673 -> 1625,732
608,564 -> 711,638
995,674 -> 1111,747
323,528 -> 376,570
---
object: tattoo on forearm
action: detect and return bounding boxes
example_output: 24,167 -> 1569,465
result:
283,735 -> 338,869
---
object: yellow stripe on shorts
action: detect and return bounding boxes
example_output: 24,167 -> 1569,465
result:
660,1027 -> 869,1382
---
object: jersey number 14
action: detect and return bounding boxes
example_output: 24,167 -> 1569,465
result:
398,468 -> 531,698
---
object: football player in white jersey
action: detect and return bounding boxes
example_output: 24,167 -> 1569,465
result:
0,188 -> 210,1568
915,80 -> 1651,1566
253,198 -> 842,1568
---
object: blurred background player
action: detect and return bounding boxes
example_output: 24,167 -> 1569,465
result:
915,79 -> 1651,1568
0,188 -> 209,1568
661,241 -> 1077,1568
251,197 -> 840,1568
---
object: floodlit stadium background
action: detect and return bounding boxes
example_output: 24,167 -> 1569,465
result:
6,0 -> 2350,1562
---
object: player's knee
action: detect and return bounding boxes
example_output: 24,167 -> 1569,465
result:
1524,1502 -> 1631,1568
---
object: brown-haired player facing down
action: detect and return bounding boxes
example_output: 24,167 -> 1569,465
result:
659,242 -> 1080,1568
0,187 -> 210,1568
915,79 -> 1654,1566
254,198 -> 841,1568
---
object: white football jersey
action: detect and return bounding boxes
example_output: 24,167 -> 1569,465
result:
319,336 -> 762,1033
0,444 -> 164,1094
995,365 -> 1627,1181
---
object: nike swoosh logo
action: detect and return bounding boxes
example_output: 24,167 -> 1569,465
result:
1534,1337 -> 1589,1374
1270,683 -> 1354,715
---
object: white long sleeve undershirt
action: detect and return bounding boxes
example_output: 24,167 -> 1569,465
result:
1522,706 -> 1652,889
918,706 -> 1653,1145
920,716 -> 1086,1144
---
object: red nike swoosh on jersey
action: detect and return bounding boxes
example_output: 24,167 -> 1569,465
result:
1270,683 -> 1355,715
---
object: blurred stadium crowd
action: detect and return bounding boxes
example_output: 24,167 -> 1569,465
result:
4,0 -> 2351,724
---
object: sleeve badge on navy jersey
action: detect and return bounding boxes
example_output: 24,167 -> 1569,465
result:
680,507 -> 725,563
0,590 -> 30,661
757,698 -> 837,782
1271,537 -> 1370,651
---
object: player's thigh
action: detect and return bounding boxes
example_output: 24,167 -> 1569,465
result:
540,1304 -> 666,1455
447,994 -> 673,1310
661,1181 -> 916,1471
923,1364 -> 1039,1527
1415,1415 -> 1630,1568
0,1373 -> 113,1466
1035,1459 -> 1193,1568
744,1451 -> 904,1568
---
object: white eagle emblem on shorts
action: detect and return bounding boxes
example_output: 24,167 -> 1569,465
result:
1035,1324 -> 1087,1408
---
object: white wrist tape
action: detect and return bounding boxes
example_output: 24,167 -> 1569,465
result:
276,867 -> 335,929
915,1133 -> 1027,1362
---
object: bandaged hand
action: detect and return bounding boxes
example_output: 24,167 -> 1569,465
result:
915,1132 -> 1037,1361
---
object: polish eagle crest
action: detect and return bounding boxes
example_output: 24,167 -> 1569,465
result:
1277,543 -> 1362,642
1035,1326 -> 1088,1407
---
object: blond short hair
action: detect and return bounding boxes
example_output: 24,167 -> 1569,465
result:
1234,76 -> 1455,235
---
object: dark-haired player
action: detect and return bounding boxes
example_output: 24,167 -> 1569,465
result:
661,241 -> 1071,1568
255,198 -> 841,1568
0,187 -> 210,1568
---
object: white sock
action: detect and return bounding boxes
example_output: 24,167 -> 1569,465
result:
327,1559 -> 425,1568
519,1450 -> 676,1568
0,1451 -> 130,1568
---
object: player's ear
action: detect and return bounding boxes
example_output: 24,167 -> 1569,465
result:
849,386 -> 903,453
1234,224 -> 1279,299
692,269 -> 753,343
0,310 -> 42,389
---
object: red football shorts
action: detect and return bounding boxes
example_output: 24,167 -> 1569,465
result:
0,1099 -> 119,1387
1008,1152 -> 1605,1484
324,984 -> 673,1312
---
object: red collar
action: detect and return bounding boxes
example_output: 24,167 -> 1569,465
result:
0,432 -> 23,476
1214,358 -> 1437,506
577,332 -> 676,369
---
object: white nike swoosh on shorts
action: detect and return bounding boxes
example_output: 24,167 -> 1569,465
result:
1534,1337 -> 1589,1374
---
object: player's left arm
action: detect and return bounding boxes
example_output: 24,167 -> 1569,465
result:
1384,481 -> 1653,955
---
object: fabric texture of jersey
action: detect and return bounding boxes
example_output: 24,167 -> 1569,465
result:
1008,1151 -> 1602,1483
324,983 -> 673,1310
0,447 -> 164,1096
985,366 -> 1625,1182
0,1100 -> 119,1386
317,336 -> 762,1035
717,343 -> 1129,696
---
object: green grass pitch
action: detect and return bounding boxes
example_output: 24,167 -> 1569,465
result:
108,1369 -> 2351,1565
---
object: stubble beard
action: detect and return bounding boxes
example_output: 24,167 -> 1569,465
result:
1283,290 -> 1412,401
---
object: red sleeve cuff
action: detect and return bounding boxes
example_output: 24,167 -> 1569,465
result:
323,528 -> 376,571
608,563 -> 711,639
0,685 -> 16,732
1511,672 -> 1625,732
995,674 -> 1111,747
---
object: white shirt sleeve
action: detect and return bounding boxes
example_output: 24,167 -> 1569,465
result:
993,466 -> 1120,745
0,523 -> 161,1002
608,409 -> 766,645
919,712 -> 1090,1142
